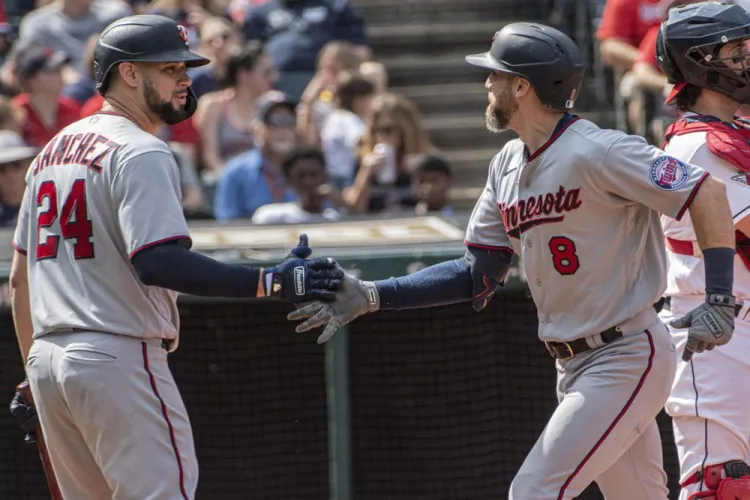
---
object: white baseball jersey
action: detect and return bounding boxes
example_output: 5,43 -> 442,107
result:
12,112 -> 191,344
466,116 -> 708,342
662,113 -> 750,301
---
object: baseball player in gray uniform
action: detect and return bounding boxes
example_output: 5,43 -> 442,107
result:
289,23 -> 739,499
8,15 -> 342,500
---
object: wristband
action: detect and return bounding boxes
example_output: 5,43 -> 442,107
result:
703,247 -> 735,295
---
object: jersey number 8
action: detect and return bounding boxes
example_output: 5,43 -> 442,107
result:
548,236 -> 580,275
36,179 -> 94,261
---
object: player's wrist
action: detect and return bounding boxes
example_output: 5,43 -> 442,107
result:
703,247 -> 735,296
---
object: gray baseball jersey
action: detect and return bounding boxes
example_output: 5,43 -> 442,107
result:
13,112 -> 191,344
466,116 -> 708,342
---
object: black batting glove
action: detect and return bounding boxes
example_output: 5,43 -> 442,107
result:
262,234 -> 344,303
9,385 -> 38,444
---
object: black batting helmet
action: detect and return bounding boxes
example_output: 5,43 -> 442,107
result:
657,2 -> 750,105
465,23 -> 585,111
94,15 -> 210,117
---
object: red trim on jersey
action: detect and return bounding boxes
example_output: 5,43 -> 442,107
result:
556,329 -> 655,500
11,241 -> 27,255
141,343 -> 189,500
464,241 -> 514,254
129,236 -> 192,260
526,116 -> 581,163
675,172 -> 709,222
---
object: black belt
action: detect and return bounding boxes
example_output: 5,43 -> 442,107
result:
44,329 -> 173,351
662,296 -> 743,317
545,325 -> 623,360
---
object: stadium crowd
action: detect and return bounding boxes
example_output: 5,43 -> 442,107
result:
0,0 -> 749,231
0,0 -> 455,228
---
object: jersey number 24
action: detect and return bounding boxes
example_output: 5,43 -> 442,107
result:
36,179 -> 94,260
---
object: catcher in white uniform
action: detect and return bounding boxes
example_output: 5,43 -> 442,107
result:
656,3 -> 750,499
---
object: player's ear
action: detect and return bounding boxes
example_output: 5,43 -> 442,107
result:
116,62 -> 141,89
514,77 -> 531,99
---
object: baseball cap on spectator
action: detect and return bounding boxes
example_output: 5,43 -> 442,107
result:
255,91 -> 297,124
0,130 -> 38,164
16,45 -> 70,80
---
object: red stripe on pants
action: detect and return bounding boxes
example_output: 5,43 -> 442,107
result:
142,343 -> 189,500
557,330 -> 656,499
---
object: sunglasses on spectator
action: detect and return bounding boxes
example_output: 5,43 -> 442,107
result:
0,161 -> 24,174
265,115 -> 296,127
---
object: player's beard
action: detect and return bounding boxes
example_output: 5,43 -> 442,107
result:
485,86 -> 518,133
143,77 -> 190,126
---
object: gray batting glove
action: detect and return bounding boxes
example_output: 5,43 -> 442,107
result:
287,271 -> 380,344
670,293 -> 735,362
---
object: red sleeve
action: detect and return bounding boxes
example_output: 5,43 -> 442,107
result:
635,26 -> 660,69
596,0 -> 635,43
80,94 -> 105,118
168,117 -> 200,146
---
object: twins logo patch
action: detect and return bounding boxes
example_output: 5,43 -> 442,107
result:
650,156 -> 689,191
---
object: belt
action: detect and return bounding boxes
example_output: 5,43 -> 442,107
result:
545,325 -> 623,360
662,296 -> 743,318
44,329 -> 174,351
665,237 -> 702,257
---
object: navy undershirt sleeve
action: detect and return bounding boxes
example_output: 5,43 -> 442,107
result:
374,258 -> 474,310
131,242 -> 261,298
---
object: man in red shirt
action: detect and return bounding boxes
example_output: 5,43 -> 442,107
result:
596,0 -> 671,138
11,44 -> 81,147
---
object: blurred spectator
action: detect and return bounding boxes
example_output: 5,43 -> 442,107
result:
359,60 -> 388,95
0,130 -> 37,227
213,91 -> 298,221
596,0 -> 668,134
12,44 -> 81,147
61,33 -> 98,104
194,40 -> 276,188
17,0 -> 132,74
596,0 -> 666,72
344,92 -> 437,214
243,0 -> 369,100
297,40 -> 363,145
251,146 -> 339,224
410,155 -> 453,217
146,0 -> 207,45
631,0 -> 703,144
0,95 -> 25,133
319,71 -> 373,189
190,16 -> 242,98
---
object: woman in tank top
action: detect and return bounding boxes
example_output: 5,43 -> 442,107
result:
194,40 -> 277,179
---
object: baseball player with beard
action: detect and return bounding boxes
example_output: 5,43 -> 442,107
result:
655,3 -> 750,499
289,22 -> 739,499
8,15 -> 342,499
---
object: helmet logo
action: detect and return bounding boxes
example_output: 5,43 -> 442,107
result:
565,89 -> 577,109
177,25 -> 189,45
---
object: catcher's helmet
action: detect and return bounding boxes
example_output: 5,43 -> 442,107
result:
465,23 -> 585,111
94,15 -> 210,117
657,2 -> 750,105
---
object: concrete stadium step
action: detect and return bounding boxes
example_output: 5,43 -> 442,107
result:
355,0 -> 539,25
367,21 -> 511,58
396,83 -> 488,116
423,115 -> 502,150
383,53 -> 488,87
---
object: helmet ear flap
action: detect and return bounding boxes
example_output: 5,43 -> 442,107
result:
183,87 -> 198,119
657,22 -> 685,84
